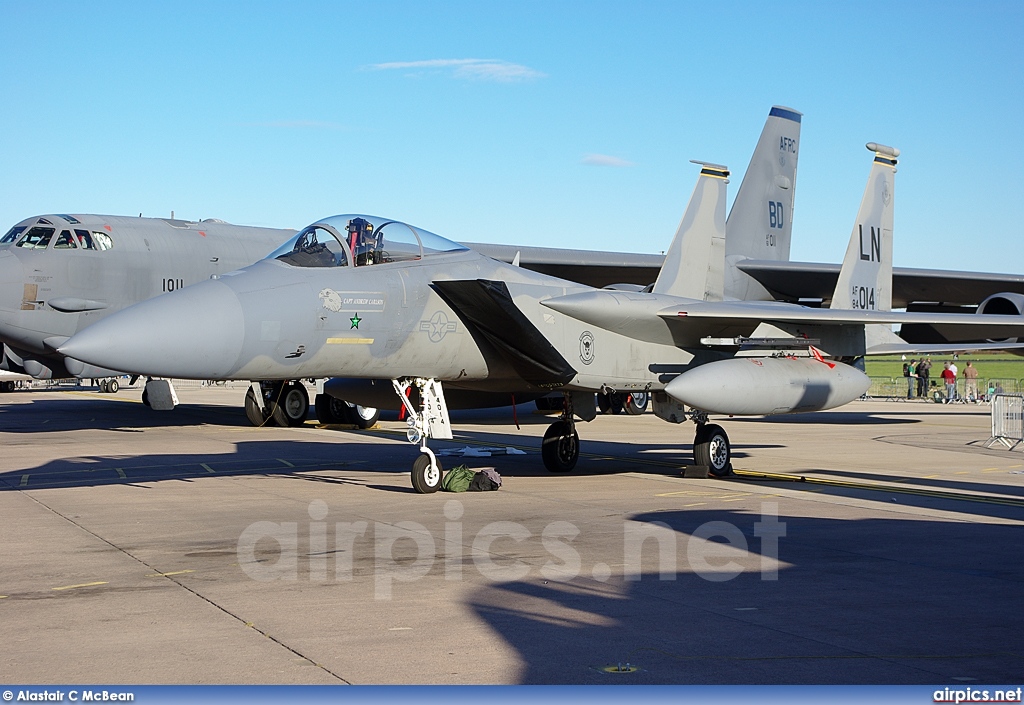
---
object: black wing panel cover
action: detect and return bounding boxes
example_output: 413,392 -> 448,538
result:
431,279 -> 576,388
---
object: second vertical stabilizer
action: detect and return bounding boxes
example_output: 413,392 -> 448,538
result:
652,162 -> 729,301
831,143 -> 898,311
724,105 -> 802,301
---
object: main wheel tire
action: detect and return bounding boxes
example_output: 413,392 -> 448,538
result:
694,423 -> 732,477
99,379 -> 109,393
245,387 -> 269,426
597,393 -> 611,414
142,389 -> 150,407
108,379 -> 119,394
349,404 -> 380,429
411,454 -> 442,494
624,391 -> 648,415
541,420 -> 579,472
270,382 -> 309,427
315,393 -> 351,424
1,381 -> 15,393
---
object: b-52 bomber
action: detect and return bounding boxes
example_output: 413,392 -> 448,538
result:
59,142 -> 1024,492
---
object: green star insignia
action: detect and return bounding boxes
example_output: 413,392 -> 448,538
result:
350,313 -> 362,329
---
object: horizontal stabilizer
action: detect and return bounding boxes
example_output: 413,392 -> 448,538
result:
431,279 -> 577,388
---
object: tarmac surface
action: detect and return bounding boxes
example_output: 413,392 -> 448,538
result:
1,383 -> 1022,685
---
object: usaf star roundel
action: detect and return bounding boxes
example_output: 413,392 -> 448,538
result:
579,331 -> 595,365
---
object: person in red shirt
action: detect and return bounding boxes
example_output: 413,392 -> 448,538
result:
940,362 -> 957,402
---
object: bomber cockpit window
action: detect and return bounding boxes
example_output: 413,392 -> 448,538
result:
1,226 -> 26,244
54,230 -> 78,249
71,230 -> 113,251
16,226 -> 55,249
271,225 -> 349,267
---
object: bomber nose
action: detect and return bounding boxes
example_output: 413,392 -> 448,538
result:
59,279 -> 246,378
0,251 -> 23,307
0,251 -> 25,340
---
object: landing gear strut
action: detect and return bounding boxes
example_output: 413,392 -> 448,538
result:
393,378 -> 452,493
542,393 -> 580,472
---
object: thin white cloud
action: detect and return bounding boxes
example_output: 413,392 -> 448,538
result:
250,120 -> 347,130
581,154 -> 635,168
370,58 -> 545,82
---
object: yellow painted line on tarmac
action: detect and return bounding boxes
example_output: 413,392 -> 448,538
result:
146,570 -> 195,577
52,581 -> 107,591
115,468 -> 126,479
720,497 -> 750,502
201,463 -> 216,473
19,475 -> 29,487
732,469 -> 1024,507
0,595 -> 8,599
683,502 -> 706,507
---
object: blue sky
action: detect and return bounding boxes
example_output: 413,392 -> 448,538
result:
1,1 -> 1022,271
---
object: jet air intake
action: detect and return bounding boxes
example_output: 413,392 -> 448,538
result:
664,356 -> 870,416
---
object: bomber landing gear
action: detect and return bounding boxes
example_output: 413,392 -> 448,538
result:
624,391 -> 649,415
393,378 -> 452,494
542,393 -> 580,472
314,394 -> 380,428
245,381 -> 309,427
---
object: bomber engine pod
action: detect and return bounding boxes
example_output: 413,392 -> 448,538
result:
664,356 -> 870,416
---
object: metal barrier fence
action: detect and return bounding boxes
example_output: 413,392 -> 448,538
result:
985,393 -> 1024,450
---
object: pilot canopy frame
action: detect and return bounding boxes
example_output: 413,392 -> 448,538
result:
269,214 -> 466,269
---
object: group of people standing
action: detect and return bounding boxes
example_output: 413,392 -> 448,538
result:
903,357 -> 981,402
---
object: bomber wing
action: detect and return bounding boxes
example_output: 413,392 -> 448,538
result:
738,260 -> 1024,308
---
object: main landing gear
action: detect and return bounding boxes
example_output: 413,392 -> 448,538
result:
542,393 -> 580,473
245,381 -> 309,427
687,409 -> 732,477
313,394 -> 380,428
393,378 -> 453,494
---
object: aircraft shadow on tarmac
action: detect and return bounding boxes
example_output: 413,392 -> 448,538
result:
0,394 -> 251,432
466,508 -> 1024,684
0,428 -> 780,492
727,410 -> 925,425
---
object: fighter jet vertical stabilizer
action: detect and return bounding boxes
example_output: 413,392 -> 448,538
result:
724,105 -> 802,301
651,162 -> 728,301
830,143 -> 898,312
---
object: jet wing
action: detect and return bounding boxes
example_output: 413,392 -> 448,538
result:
542,290 -> 1024,348
738,260 -> 1024,307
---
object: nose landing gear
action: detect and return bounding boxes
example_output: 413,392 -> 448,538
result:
393,378 -> 453,493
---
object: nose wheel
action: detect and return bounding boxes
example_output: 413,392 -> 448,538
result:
411,452 -> 443,494
393,378 -> 452,494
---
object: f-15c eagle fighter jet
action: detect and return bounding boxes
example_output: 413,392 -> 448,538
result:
58,145 -> 1024,493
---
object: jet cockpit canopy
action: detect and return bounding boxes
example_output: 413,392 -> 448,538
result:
269,214 -> 467,268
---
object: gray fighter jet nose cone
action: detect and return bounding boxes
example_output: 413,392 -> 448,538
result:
59,279 -> 246,378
